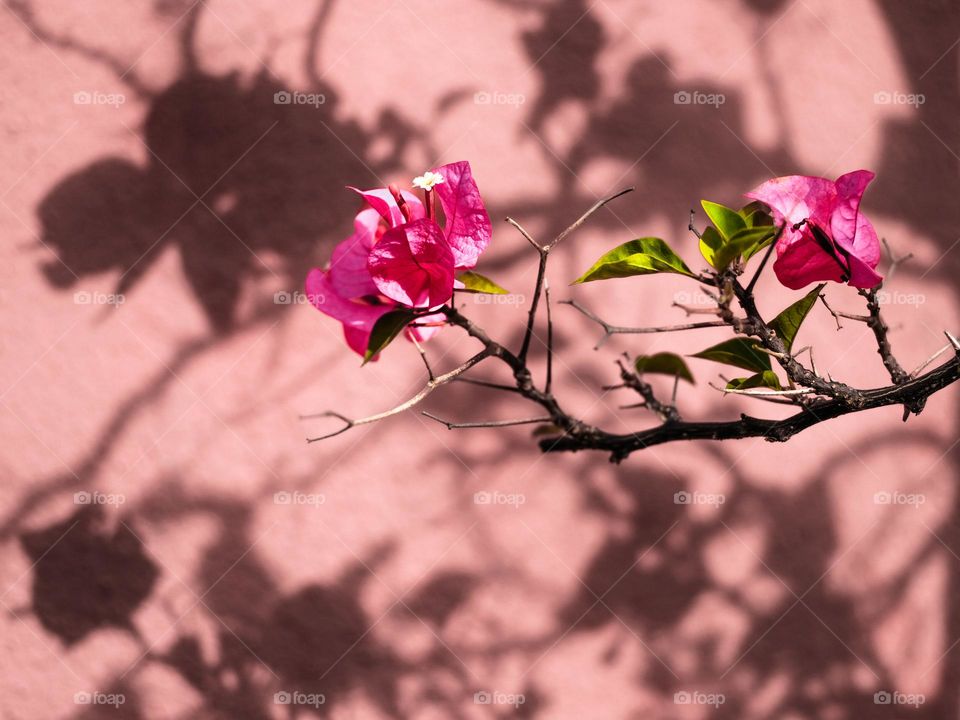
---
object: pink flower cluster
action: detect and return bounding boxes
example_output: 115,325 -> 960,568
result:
306,161 -> 491,357
746,170 -> 882,290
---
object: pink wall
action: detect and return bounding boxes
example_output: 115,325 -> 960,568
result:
1,0 -> 958,717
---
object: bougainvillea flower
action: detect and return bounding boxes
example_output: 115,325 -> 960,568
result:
432,161 -> 492,270
367,218 -> 455,307
305,266 -> 391,356
306,161 -> 492,359
745,170 -> 882,290
348,161 -> 493,307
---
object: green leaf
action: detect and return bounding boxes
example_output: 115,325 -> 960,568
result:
769,283 -> 825,352
456,271 -> 508,294
572,238 -> 695,284
741,226 -> 778,263
739,202 -> 773,228
714,226 -> 778,269
701,200 -> 746,240
725,371 -> 782,391
634,352 -> 695,384
363,309 -> 417,365
690,337 -> 771,373
699,226 -> 724,268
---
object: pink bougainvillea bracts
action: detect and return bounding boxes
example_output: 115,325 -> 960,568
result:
745,170 -> 882,290
306,161 -> 491,358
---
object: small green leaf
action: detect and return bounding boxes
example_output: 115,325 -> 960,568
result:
572,238 -> 695,284
363,309 -> 417,364
739,202 -> 773,228
699,226 -> 724,268
690,337 -> 771,373
714,226 -> 778,269
456,271 -> 508,294
769,283 -> 825,352
701,200 -> 746,240
741,225 -> 778,263
634,352 -> 695,384
725,371 -> 782,391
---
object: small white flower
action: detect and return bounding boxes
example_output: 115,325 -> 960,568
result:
412,170 -> 445,191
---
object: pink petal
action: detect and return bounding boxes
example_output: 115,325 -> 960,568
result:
367,219 -> 455,308
745,175 -> 836,231
327,208 -> 380,298
831,170 -> 880,269
851,213 -> 882,271
772,231 -> 847,289
844,251 -> 883,289
305,267 -> 392,357
433,161 -> 492,270
348,186 -> 424,228
406,311 -> 446,343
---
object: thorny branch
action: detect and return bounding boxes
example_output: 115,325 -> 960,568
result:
307,193 -> 960,462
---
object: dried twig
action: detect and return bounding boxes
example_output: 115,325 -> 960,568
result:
563,298 -> 728,349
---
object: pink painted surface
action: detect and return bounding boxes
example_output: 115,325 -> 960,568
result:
1,0 -> 958,717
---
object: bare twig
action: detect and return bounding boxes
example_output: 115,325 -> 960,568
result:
615,358 -> 680,422
860,288 -> 909,386
422,412 -> 553,430
410,335 -> 434,381
744,223 -> 784,296
563,298 -> 727,349
305,351 -> 492,442
505,217 -> 539,251
546,187 -> 634,251
517,188 -> 634,363
688,209 -> 702,239
707,382 -> 801,406
722,386 -> 814,397
453,376 -> 524,394
545,279 -> 554,393
882,238 -> 913,282
911,343 -> 952,378
818,293 -> 869,329
946,331 -> 960,353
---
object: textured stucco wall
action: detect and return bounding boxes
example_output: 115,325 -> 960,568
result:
1,0 -> 958,717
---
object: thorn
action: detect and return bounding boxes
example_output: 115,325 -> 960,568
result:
945,330 -> 960,353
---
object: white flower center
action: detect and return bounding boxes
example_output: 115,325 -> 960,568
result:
412,171 -> 445,191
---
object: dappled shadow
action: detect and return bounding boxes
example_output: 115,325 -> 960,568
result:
5,0 -> 960,717
19,505 -> 158,646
